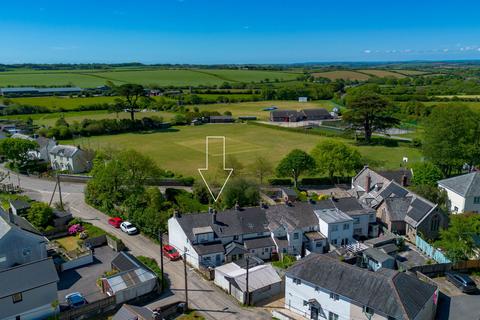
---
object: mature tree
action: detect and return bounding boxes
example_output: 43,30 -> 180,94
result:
221,177 -> 260,208
276,149 -> 316,188
108,98 -> 126,119
251,156 -> 273,185
422,104 -> 480,176
411,162 -> 444,187
225,155 -> 244,177
436,213 -> 480,262
311,140 -> 363,182
0,138 -> 38,166
343,91 -> 399,142
27,202 -> 54,230
116,84 -> 145,121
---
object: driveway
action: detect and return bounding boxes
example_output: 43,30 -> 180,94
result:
3,169 -> 270,320
57,245 -> 116,304
432,275 -> 480,319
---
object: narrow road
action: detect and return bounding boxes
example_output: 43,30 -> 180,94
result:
2,170 -> 270,320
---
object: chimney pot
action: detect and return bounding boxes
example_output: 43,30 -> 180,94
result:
365,175 -> 371,192
402,174 -> 408,186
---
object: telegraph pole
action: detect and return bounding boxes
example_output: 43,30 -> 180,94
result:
57,174 -> 63,209
245,256 -> 250,306
183,247 -> 189,311
158,230 -> 165,293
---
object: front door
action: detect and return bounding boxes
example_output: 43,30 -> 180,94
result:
310,306 -> 319,320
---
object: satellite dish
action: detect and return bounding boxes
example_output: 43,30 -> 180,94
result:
402,157 -> 408,163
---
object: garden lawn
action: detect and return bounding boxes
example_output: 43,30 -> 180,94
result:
65,123 -> 422,177
56,236 -> 80,252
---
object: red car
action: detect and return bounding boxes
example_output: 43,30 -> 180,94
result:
163,245 -> 180,261
108,217 -> 123,228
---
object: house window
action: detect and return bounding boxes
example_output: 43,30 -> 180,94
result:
454,206 -> 459,212
354,217 -> 360,224
265,247 -> 269,252
328,312 -> 339,320
363,306 -> 374,316
343,224 -> 349,230
12,292 -> 22,303
293,278 -> 301,285
331,225 -> 338,232
329,292 -> 339,301
233,235 -> 239,241
303,300 -> 308,306
316,242 -> 322,248
293,233 -> 299,240
474,197 -> 480,204
331,239 -> 337,245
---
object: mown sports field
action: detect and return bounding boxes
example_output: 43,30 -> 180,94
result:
67,123 -> 422,177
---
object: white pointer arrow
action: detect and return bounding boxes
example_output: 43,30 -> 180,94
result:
198,136 -> 234,202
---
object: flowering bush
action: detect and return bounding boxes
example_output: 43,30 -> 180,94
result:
68,224 -> 84,235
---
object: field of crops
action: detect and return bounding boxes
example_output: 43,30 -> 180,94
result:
357,69 -> 406,78
0,68 -> 300,88
312,70 -> 371,81
66,123 -> 421,176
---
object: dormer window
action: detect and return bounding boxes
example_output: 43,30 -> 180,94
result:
474,197 -> 480,204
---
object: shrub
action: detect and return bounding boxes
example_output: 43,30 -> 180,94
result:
268,178 -> 293,186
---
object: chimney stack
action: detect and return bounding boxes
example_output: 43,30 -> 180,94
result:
7,210 -> 15,224
365,175 -> 371,192
211,209 -> 217,225
402,174 -> 408,187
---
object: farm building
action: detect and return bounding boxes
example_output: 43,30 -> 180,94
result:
270,108 -> 332,122
0,87 -> 82,97
209,115 -> 235,123
103,252 -> 158,304
215,262 -> 282,305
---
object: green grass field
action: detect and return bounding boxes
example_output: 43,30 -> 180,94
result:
0,68 -> 300,88
195,100 -> 336,120
66,123 -> 422,177
4,96 -> 119,109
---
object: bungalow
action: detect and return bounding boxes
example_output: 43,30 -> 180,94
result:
215,261 -> 282,305
49,144 -> 92,173
113,304 -> 160,320
285,253 -> 438,320
300,108 -> 332,121
0,258 -> 59,320
270,110 -> 302,122
209,115 -> 235,123
438,172 -> 480,213
362,247 -> 395,271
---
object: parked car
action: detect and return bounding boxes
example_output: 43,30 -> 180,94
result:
163,245 -> 181,261
108,217 -> 123,228
65,292 -> 87,308
120,221 -> 138,235
445,272 -> 478,293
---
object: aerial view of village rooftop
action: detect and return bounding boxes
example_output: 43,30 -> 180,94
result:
1,1 -> 480,319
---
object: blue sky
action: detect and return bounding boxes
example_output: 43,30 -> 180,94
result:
1,0 -> 480,64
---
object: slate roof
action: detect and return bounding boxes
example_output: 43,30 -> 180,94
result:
0,209 -> 43,236
36,136 -> 55,149
9,199 -> 31,211
0,258 -> 58,298
243,236 -> 275,249
316,197 -> 374,217
364,248 -> 394,263
438,172 -> 480,197
49,144 -> 80,157
175,207 -> 270,242
286,253 -> 436,320
112,304 -> 155,320
233,256 -> 264,269
111,251 -> 147,272
192,242 -> 225,255
225,242 -> 247,256
377,169 -> 412,186
266,202 -> 319,232
301,108 -> 331,118
226,264 -> 281,292
384,197 -> 411,221
270,110 -> 300,118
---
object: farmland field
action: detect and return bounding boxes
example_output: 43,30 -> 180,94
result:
312,71 -> 371,81
0,68 -> 300,88
357,69 -> 406,78
66,123 -> 422,177
4,96 -> 119,109
194,100 -> 337,120
392,69 -> 429,76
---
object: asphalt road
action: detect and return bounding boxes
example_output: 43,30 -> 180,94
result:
2,170 -> 270,320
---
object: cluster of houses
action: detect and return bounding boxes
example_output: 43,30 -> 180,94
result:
11,133 -> 92,173
166,165 -> 480,319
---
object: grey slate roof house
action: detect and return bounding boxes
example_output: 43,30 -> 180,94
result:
49,144 -> 92,173
0,209 -> 47,270
0,258 -> 59,320
270,108 -> 332,122
285,253 -> 438,320
438,172 -> 480,213
351,167 -> 447,241
112,304 -> 159,320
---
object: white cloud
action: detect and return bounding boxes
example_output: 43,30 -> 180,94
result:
363,49 -> 371,54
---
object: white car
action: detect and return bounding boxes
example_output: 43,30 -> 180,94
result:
120,221 -> 138,235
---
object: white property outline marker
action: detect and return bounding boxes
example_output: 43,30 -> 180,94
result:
198,136 -> 234,202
